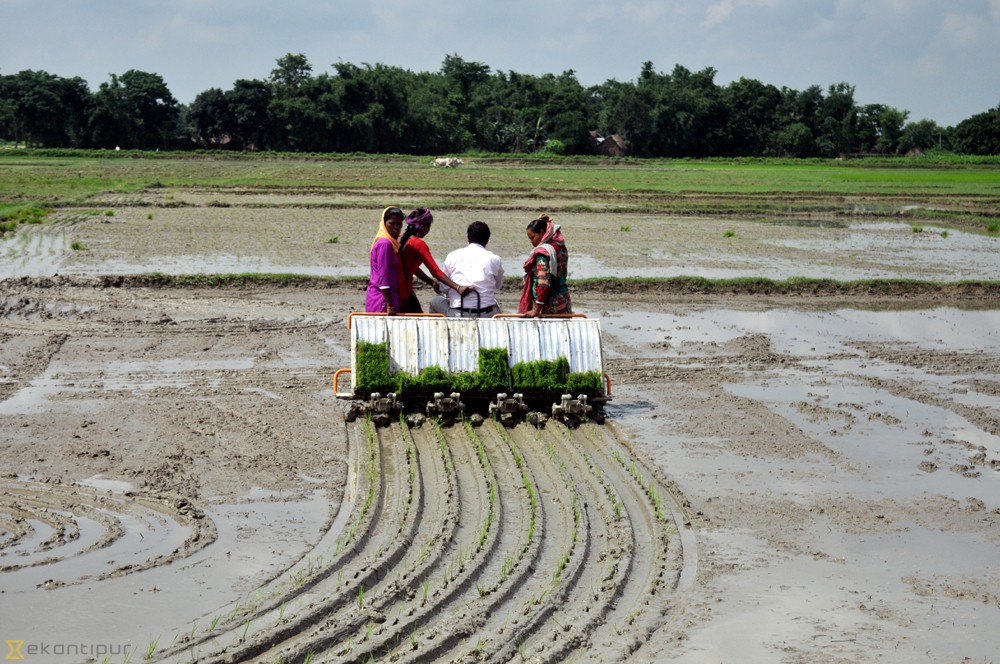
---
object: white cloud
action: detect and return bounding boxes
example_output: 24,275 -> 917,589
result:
940,12 -> 986,47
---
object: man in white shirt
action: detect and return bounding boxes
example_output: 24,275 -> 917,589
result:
430,221 -> 504,317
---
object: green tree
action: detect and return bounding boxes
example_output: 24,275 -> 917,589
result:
722,77 -> 783,156
187,87 -> 232,148
856,103 -> 908,154
774,122 -> 815,157
228,79 -> 272,151
952,107 -> 1000,155
88,70 -> 179,149
898,118 -> 946,153
815,82 -> 857,156
0,70 -> 90,147
270,53 -> 313,94
540,70 -> 591,154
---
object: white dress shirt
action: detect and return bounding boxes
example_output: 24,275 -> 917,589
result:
440,243 -> 504,308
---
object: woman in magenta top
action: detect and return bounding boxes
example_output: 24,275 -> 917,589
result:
365,206 -> 405,314
397,207 -> 469,313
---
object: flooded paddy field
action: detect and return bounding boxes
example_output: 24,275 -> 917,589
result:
1,189 -> 999,662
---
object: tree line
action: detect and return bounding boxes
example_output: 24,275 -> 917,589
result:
2,53 -> 999,157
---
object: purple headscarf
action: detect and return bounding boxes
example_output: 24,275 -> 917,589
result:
405,207 -> 433,233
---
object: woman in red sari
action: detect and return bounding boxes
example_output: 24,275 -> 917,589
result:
398,207 -> 470,313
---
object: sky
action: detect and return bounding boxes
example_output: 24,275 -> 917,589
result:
2,0 -> 999,127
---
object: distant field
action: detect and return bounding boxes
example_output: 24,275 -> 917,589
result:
2,153 -> 999,229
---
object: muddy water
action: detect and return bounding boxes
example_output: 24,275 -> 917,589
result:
600,304 -> 1000,663
3,213 -> 999,282
2,296 -> 996,662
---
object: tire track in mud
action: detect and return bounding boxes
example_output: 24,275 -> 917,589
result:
0,479 -> 216,590
157,417 -> 691,663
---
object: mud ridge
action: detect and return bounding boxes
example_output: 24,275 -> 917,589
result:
150,417 -> 688,663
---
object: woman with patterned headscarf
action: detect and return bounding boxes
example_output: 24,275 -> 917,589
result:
519,213 -> 571,317
397,207 -> 470,313
365,206 -> 405,314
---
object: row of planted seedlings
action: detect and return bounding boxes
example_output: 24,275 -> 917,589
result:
354,341 -> 604,416
277,413 -> 460,663
534,418 -> 643,659
585,422 -> 680,652
340,413 -> 506,663
151,415 -> 386,663
544,418 -> 662,658
393,417 -> 552,663
484,421 -> 591,663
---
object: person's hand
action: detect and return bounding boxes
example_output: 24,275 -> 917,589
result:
386,305 -> 397,316
457,285 -> 472,297
524,304 -> 542,318
432,281 -> 441,294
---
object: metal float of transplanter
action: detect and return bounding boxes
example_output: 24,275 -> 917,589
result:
344,391 -> 400,427
333,308 -> 611,427
551,393 -> 592,429
426,391 -> 464,426
489,392 -> 529,428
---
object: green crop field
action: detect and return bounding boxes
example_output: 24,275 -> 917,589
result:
2,151 -> 999,223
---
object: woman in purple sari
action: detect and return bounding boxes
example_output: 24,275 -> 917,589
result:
365,206 -> 405,314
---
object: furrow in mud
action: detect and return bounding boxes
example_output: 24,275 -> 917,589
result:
363,420 -> 540,663
151,415 -> 693,664
469,422 -> 592,663
0,480 -> 216,589
572,423 -> 691,660
273,421 -> 471,662
339,422 -> 502,663
522,422 -> 639,660
157,419 -> 391,662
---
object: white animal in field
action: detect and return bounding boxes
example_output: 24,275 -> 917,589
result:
432,157 -> 464,168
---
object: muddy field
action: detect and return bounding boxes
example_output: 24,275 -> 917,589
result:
2,200 -> 1000,663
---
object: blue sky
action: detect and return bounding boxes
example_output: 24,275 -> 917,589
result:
2,0 -> 998,127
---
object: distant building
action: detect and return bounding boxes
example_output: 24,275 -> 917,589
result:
588,131 -> 627,157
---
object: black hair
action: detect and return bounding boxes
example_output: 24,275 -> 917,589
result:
384,207 -> 404,222
526,218 -> 548,234
399,224 -> 420,252
467,221 -> 491,246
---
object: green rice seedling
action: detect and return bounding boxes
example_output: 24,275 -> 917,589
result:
209,614 -> 221,631
105,209 -> 115,216
410,627 -> 419,650
723,229 -> 736,238
554,553 -> 569,581
70,240 -> 87,250
241,620 -> 251,642
501,556 -> 514,582
620,225 -> 631,232
987,221 -> 999,235
303,653 -> 313,664
912,225 -> 923,233
146,213 -> 153,219
327,236 -> 340,244
144,638 -> 158,660
940,230 -> 949,238
364,622 -> 375,642
358,586 -> 365,609
422,577 -> 429,605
